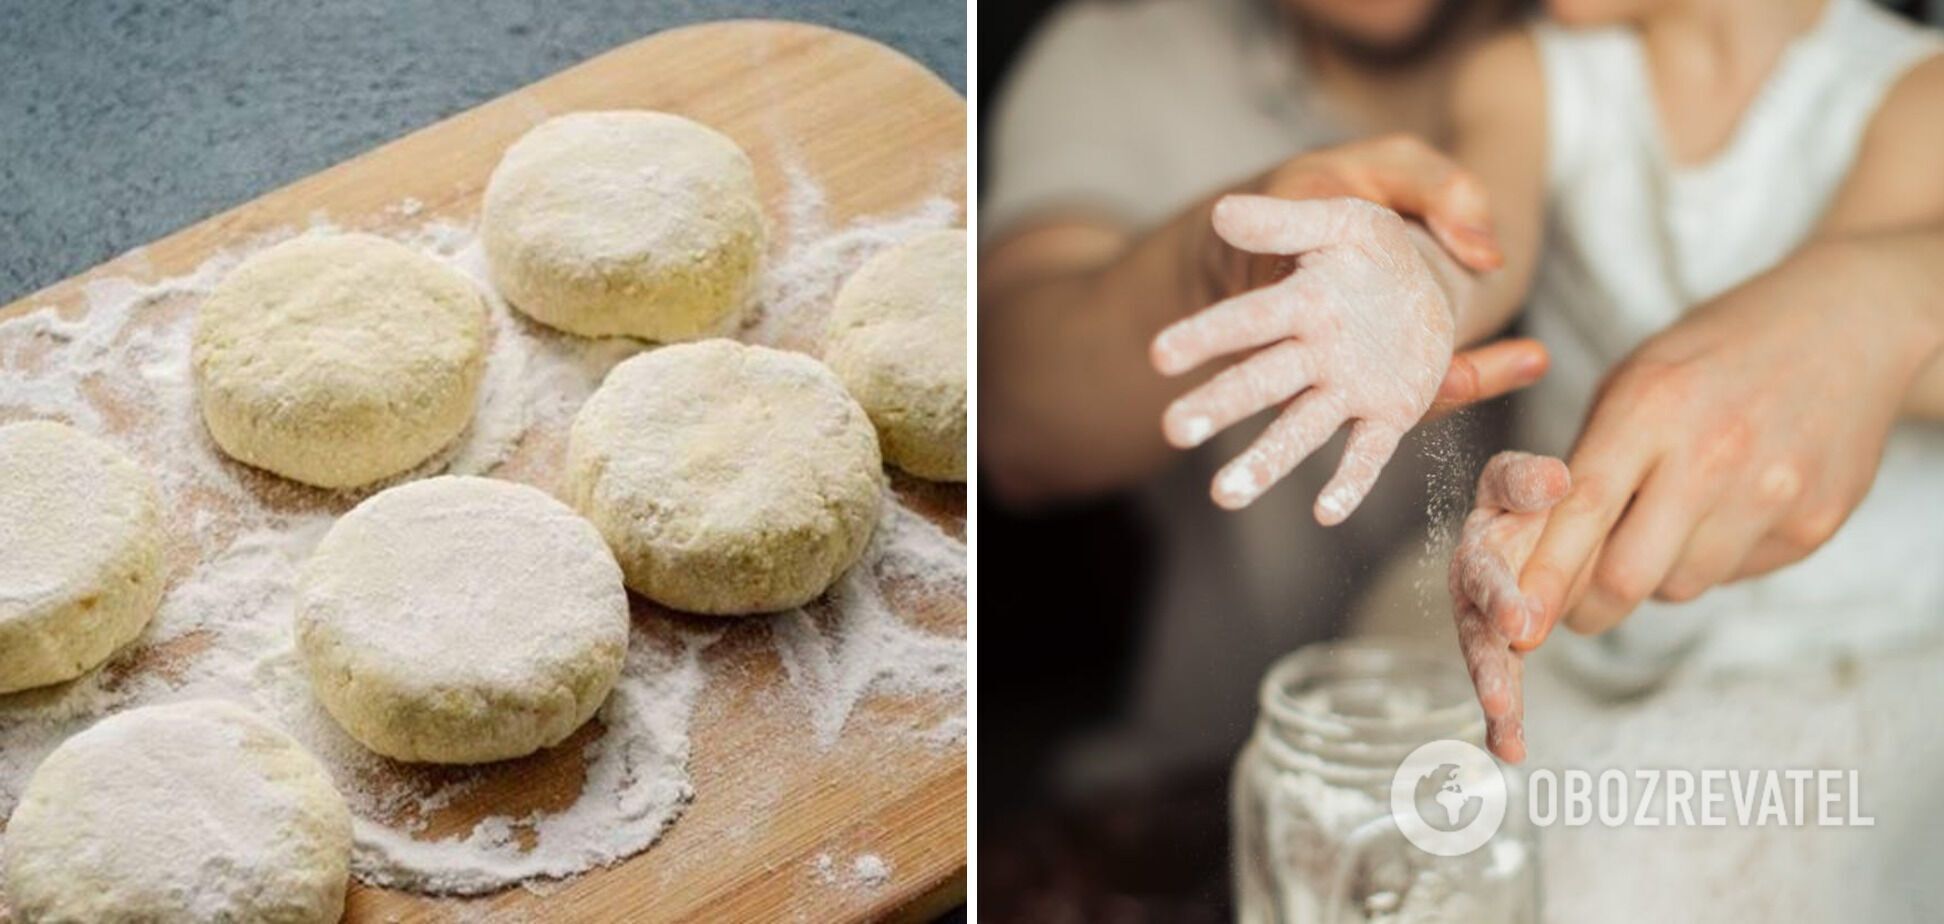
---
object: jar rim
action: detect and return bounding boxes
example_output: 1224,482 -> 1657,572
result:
1258,637 -> 1481,741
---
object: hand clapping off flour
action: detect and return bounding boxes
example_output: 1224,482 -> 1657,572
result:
1448,451 -> 1570,763
1149,195 -> 1457,523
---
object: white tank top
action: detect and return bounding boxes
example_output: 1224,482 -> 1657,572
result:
1523,0 -> 1944,687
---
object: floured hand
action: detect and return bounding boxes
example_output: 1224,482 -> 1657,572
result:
1150,195 -> 1460,523
1449,451 -> 1569,762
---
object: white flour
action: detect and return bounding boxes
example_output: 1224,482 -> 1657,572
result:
772,502 -> 968,747
0,170 -> 965,897
811,851 -> 895,890
3,699 -> 350,922
850,853 -> 893,888
743,163 -> 962,354
1408,414 -> 1480,620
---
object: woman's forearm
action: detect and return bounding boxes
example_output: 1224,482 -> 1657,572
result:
1799,230 -> 1944,420
1440,34 -> 1550,348
1870,230 -> 1944,419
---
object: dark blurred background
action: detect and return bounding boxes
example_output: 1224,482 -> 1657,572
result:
979,7 -> 1245,919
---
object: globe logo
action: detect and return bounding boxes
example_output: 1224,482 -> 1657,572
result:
1415,763 -> 1483,832
1390,739 -> 1507,856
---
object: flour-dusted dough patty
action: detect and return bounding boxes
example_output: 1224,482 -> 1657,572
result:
0,421 -> 164,694
296,476 -> 628,763
4,699 -> 352,923
826,229 -> 968,481
481,110 -> 766,342
192,233 -> 489,489
565,340 -> 882,615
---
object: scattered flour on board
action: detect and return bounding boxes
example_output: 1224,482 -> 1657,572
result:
743,162 -> 962,353
771,502 -> 968,747
850,854 -> 894,888
811,851 -> 894,890
0,164 -> 965,896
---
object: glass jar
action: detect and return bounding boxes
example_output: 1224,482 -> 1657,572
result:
1233,639 -> 1538,923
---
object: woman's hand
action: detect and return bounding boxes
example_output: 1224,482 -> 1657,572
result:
1511,242 -> 1944,646
1234,134 -> 1506,279
1450,451 -> 1570,763
1427,338 -> 1551,423
1149,195 -> 1464,522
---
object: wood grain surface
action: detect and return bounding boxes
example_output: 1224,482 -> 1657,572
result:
0,20 -> 966,924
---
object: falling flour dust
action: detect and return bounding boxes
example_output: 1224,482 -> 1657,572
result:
1410,414 -> 1484,619
0,164 -> 965,898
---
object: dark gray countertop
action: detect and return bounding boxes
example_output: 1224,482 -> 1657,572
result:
0,0 -> 965,304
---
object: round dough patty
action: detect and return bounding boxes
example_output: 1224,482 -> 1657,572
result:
826,229 -> 968,481
0,420 -> 164,694
296,476 -> 629,763
192,233 -> 489,489
565,340 -> 882,615
481,110 -> 766,342
4,700 -> 352,923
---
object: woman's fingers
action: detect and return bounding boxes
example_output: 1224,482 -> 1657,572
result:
1162,341 -> 1316,448
1321,134 -> 1505,272
1315,421 -> 1403,525
1474,451 -> 1570,514
1415,173 -> 1503,273
1210,194 -> 1382,255
1150,279 -> 1319,376
1210,391 -> 1345,509
1424,338 -> 1550,423
1565,464 -> 1697,635
1732,498 -> 1843,580
1656,505 -> 1774,603
1734,535 -> 1814,580
1517,429 -> 1656,647
1427,215 -> 1505,274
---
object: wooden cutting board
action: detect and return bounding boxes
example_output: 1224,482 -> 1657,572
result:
0,20 -> 966,924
